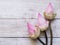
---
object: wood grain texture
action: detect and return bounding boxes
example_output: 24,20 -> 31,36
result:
0,38 -> 59,45
0,19 -> 59,37
0,0 -> 60,45
0,0 -> 59,18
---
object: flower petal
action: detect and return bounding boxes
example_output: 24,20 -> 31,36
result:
37,13 -> 49,31
38,13 -> 46,26
27,22 -> 35,34
45,3 -> 54,13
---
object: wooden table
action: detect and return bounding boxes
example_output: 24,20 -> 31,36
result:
0,0 -> 60,45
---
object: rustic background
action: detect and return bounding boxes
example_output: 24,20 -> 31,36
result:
0,0 -> 60,45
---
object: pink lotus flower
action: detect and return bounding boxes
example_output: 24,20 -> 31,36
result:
37,13 -> 49,31
27,22 -> 40,39
44,3 -> 56,20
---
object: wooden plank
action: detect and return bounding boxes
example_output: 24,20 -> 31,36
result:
0,19 -> 60,37
0,0 -> 59,18
0,38 -> 59,45
0,38 -> 17,45
17,38 -> 60,45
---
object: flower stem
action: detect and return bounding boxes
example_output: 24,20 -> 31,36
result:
49,21 -> 53,45
44,31 -> 48,45
37,38 -> 45,45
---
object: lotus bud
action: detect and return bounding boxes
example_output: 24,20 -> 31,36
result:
27,22 -> 40,39
37,13 -> 49,31
44,3 -> 56,20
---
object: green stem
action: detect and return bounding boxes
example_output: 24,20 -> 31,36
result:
37,38 -> 45,45
44,31 -> 48,45
49,21 -> 53,45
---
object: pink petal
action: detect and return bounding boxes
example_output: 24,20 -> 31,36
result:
45,3 -> 54,13
38,13 -> 46,25
37,13 -> 49,27
27,22 -> 35,34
